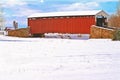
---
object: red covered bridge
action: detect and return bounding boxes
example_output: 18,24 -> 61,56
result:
28,10 -> 109,36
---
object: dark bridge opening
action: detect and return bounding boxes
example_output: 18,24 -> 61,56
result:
96,16 -> 107,27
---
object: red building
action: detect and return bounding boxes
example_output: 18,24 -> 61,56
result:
28,10 -> 109,36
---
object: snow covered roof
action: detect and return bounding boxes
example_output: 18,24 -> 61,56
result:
28,10 -> 109,18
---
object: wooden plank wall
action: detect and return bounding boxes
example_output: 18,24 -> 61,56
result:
90,25 -> 115,39
7,28 -> 30,37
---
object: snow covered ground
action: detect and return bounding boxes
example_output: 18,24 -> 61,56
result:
0,35 -> 120,80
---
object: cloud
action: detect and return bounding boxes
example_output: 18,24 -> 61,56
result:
2,0 -> 41,17
2,0 -> 42,27
77,0 -> 118,2
40,0 -> 44,3
2,0 -> 27,7
2,0 -> 44,8
94,0 -> 118,2
12,7 -> 41,17
57,2 -> 99,11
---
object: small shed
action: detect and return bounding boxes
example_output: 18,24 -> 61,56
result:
28,10 -> 109,36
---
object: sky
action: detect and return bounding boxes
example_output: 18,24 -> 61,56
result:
0,0 -> 119,28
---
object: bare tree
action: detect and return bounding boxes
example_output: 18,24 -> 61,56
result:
0,3 -> 5,31
109,0 -> 120,28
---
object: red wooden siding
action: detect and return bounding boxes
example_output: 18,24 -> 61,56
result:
28,16 -> 95,34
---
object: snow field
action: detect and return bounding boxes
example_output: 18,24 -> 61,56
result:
0,36 -> 120,80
